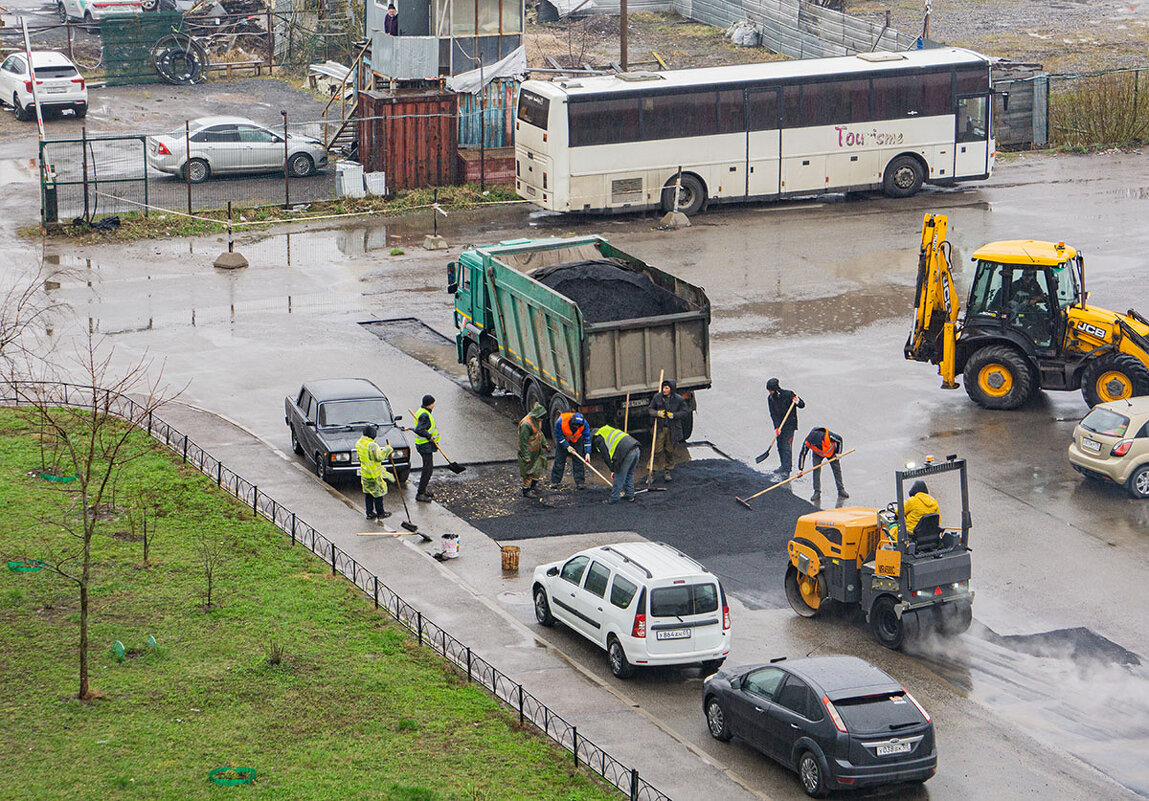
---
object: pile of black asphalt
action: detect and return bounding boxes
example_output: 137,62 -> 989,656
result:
530,259 -> 692,323
433,458 -> 821,609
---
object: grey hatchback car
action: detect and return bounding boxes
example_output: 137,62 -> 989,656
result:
703,656 -> 935,797
284,378 -> 410,483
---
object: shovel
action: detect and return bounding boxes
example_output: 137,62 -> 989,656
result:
737,448 -> 856,509
408,409 -> 466,474
571,450 -> 613,487
389,454 -> 431,541
754,397 -> 797,464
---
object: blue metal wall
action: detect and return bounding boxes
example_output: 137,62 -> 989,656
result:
457,78 -> 519,148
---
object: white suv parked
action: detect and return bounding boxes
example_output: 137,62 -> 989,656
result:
532,541 -> 731,679
0,51 -> 88,121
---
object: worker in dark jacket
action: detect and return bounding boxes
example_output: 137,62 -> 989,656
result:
550,411 -> 591,489
766,377 -> 805,479
593,425 -> 640,504
648,378 -> 687,482
413,394 -> 440,502
798,427 -> 849,499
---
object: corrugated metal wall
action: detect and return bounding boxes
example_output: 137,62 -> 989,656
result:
359,90 -> 459,190
457,79 -> 519,148
991,63 -> 1050,148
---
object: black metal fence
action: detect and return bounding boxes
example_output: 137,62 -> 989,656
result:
0,380 -> 671,801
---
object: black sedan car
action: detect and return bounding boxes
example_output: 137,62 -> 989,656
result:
703,656 -> 935,797
284,378 -> 410,483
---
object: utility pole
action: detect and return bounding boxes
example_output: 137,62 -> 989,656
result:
620,0 -> 628,71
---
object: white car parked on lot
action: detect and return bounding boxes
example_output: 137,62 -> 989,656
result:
532,541 -> 731,678
58,0 -> 142,24
0,51 -> 88,121
145,116 -> 328,183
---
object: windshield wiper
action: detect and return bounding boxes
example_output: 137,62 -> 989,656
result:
889,720 -> 918,730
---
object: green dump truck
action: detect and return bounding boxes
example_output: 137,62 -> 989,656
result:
448,235 -> 711,434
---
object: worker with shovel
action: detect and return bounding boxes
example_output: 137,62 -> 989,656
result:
518,402 -> 550,496
413,395 -> 440,502
593,425 -> 641,504
648,378 -> 687,482
766,377 -> 804,479
550,410 -> 591,490
798,426 -> 850,500
356,424 -> 395,522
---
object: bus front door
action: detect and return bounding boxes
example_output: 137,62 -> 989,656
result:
745,87 -> 782,199
955,94 -> 991,177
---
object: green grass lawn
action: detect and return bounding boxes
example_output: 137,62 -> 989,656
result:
0,409 -> 616,800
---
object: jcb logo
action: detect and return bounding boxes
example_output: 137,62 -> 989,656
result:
1076,321 -> 1107,339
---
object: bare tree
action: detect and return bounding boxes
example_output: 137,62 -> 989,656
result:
13,333 -> 172,701
197,531 -> 227,611
0,260 -> 63,370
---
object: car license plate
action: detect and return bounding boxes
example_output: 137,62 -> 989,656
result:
1082,438 -> 1102,453
655,628 -> 690,640
876,742 -> 912,757
46,87 -> 67,94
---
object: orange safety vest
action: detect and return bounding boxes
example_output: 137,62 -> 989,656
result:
810,430 -> 836,457
559,413 -> 585,444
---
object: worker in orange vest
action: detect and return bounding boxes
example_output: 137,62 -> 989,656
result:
798,427 -> 849,499
550,411 -> 591,489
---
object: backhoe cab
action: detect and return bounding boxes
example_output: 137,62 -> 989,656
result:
784,456 -> 974,650
906,213 -> 1149,409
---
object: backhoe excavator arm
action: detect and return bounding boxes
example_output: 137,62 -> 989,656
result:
905,213 -> 960,389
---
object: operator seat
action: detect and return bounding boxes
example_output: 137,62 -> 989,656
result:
909,513 -> 942,554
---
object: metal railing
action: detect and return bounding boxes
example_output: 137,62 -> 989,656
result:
0,380 -> 671,801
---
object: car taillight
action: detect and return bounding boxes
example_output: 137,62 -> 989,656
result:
631,612 -> 646,639
822,696 -> 847,733
24,80 -> 32,93
157,142 -> 171,155
72,77 -> 85,90
903,689 -> 931,723
722,605 -> 731,631
1112,439 -> 1133,457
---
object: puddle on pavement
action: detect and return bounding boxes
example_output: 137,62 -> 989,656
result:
911,624 -> 1149,797
713,285 -> 915,339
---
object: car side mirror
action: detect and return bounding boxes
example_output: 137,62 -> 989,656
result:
446,262 -> 458,294
729,677 -> 741,690
546,566 -> 559,577
394,415 -> 403,422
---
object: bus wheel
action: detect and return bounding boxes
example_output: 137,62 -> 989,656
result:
882,155 -> 924,198
661,173 -> 706,216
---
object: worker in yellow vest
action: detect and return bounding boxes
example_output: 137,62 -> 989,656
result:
356,424 -> 395,521
413,394 -> 440,502
593,425 -> 641,504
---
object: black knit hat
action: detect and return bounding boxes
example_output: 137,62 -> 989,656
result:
421,394 -> 435,407
364,424 -> 378,439
766,377 -> 780,391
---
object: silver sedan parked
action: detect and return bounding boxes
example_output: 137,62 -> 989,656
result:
145,115 -> 328,183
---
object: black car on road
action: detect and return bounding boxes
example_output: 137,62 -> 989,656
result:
703,656 -> 935,797
285,378 -> 410,483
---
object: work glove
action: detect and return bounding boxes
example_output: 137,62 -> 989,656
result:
775,428 -> 781,436
657,410 -> 666,418
381,469 -> 395,484
666,412 -> 674,419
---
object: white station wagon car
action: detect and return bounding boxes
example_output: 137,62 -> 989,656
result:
0,51 -> 88,120
145,116 -> 328,183
532,541 -> 732,678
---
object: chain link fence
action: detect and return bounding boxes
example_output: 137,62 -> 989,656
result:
0,379 -> 672,801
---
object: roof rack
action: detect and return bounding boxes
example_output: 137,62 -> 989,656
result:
600,545 -> 653,579
655,541 -> 707,572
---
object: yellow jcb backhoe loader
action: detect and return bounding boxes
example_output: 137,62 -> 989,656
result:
905,213 -> 1149,409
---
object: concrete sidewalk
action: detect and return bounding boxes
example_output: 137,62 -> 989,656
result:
157,399 -> 772,801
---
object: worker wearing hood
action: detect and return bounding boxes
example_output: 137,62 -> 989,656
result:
648,378 -> 688,482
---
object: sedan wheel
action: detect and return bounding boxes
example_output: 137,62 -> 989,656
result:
288,152 -> 314,178
1128,464 -> 1149,499
798,751 -> 829,798
184,158 -> 210,184
607,636 -> 634,679
315,453 -> 328,482
290,426 -> 302,455
705,697 -> 732,741
533,586 -> 554,626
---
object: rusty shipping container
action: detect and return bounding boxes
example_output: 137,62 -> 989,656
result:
358,89 -> 458,191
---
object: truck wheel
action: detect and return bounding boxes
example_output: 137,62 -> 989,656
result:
465,343 -> 493,395
548,393 -> 573,441
785,564 -> 827,618
882,155 -> 924,198
524,381 -> 548,417
963,345 -> 1035,409
1080,353 -> 1149,406
871,595 -> 905,650
660,173 -> 706,216
679,408 -> 694,440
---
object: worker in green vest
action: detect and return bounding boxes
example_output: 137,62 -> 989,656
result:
593,425 -> 640,504
414,394 -> 440,502
356,424 -> 395,521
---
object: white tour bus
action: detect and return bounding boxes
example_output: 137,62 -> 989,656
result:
515,48 -> 995,215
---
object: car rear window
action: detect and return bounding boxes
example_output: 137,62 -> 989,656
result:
1081,407 -> 1129,437
649,582 -> 718,617
835,692 -> 924,734
318,399 -> 393,427
37,65 -> 78,78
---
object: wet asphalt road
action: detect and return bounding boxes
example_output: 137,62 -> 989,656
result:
4,121 -> 1149,799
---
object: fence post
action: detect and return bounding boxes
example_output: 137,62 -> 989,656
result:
81,125 -> 90,223
373,575 -> 378,608
417,611 -> 423,644
330,544 -> 337,575
281,110 -> 290,209
572,726 -> 578,768
253,486 -> 259,518
518,684 -> 524,725
217,461 -> 222,486
185,120 -> 192,216
266,7 -> 274,73
142,136 -> 149,218
147,411 -> 152,435
291,512 -> 296,545
544,706 -> 548,737
466,647 -> 472,682
630,768 -> 639,801
182,434 -> 188,462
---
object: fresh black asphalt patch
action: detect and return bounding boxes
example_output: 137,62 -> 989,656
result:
434,457 -> 820,609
